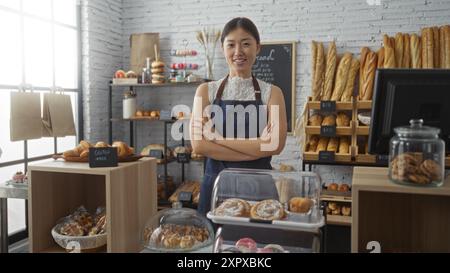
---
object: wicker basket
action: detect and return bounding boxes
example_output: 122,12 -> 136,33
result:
51,224 -> 107,253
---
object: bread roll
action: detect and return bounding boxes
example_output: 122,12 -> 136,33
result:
444,26 -> 450,69
377,47 -> 385,68
327,137 -> 339,152
308,135 -> 320,152
317,137 -> 329,152
440,26 -> 446,69
312,42 -> 325,101
341,58 -> 359,102
289,197 -> 313,214
410,34 -> 422,68
362,51 -> 378,101
433,27 -> 440,68
323,42 -> 337,101
338,137 -> 350,154
402,33 -> 411,68
395,33 -> 404,68
331,52 -> 352,101
336,112 -> 351,127
359,47 -> 370,100
309,114 -> 323,126
322,115 -> 336,126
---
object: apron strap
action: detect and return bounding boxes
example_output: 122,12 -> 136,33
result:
214,75 -> 262,102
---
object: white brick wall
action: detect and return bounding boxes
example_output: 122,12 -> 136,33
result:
83,0 -> 450,184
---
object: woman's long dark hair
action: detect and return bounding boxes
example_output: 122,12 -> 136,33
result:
221,17 -> 260,45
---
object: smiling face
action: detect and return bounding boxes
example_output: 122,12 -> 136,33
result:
222,27 -> 261,77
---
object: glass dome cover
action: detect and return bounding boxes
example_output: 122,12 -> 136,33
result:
142,202 -> 214,252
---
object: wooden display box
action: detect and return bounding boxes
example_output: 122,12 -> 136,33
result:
307,96 -> 354,110
303,135 -> 352,162
28,158 -> 157,253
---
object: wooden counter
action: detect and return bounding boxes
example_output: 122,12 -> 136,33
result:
351,167 -> 450,253
28,158 -> 157,253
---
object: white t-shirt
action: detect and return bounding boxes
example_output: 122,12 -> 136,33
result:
207,76 -> 272,105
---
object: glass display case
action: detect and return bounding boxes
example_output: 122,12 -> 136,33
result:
142,202 -> 214,253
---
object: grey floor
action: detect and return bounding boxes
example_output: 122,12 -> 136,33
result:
9,239 -> 28,253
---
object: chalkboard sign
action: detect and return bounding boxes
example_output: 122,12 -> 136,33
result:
320,101 -> 336,113
177,153 -> 191,163
178,191 -> 193,202
159,110 -> 172,121
149,150 -> 163,159
320,126 -> 337,137
319,151 -> 335,162
253,41 -> 296,132
89,147 -> 118,168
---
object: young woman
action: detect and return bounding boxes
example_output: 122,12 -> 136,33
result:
191,17 -> 287,214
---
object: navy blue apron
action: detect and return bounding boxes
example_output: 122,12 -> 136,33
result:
198,75 -> 272,215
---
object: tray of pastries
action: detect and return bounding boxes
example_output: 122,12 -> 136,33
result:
54,141 -> 141,162
169,181 -> 200,204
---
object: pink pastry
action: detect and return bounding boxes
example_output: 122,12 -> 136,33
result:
12,171 -> 26,183
235,238 -> 257,253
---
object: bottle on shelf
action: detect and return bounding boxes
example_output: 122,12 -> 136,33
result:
141,57 -> 151,84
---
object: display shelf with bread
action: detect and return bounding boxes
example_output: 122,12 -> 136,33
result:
320,183 -> 352,226
303,135 -> 352,162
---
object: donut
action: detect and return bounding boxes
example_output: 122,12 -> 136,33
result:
250,199 -> 285,221
151,61 -> 165,69
235,238 -> 257,253
214,198 -> 250,217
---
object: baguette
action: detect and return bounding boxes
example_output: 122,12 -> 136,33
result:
440,26 -> 446,69
377,47 -> 385,68
433,27 -> 440,68
444,25 -> 450,69
312,42 -> 325,101
422,28 -> 434,68
323,42 -> 337,101
402,33 -> 411,68
383,34 -> 396,68
359,47 -> 370,100
341,58 -> 359,102
331,52 -> 352,101
395,33 -> 404,68
410,34 -> 422,68
311,41 -> 318,99
362,51 -> 378,101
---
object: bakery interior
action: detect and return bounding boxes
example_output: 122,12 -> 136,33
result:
0,0 -> 450,254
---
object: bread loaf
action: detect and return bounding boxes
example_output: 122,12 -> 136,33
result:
377,47 -> 385,68
433,27 -> 440,68
440,26 -> 446,68
312,42 -> 325,101
331,52 -> 352,101
323,42 -> 337,101
359,47 -> 370,100
362,51 -> 377,101
402,33 -> 411,68
312,41 -> 318,89
410,34 -> 422,69
383,35 -> 396,68
395,33 -> 404,68
444,26 -> 450,68
327,137 -> 339,152
338,137 -> 350,154
341,58 -> 359,102
317,137 -> 329,152
422,28 -> 434,68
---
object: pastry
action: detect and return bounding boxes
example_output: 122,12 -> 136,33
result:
341,206 -> 351,216
263,244 -> 286,253
125,70 -> 137,78
289,197 -> 313,213
359,47 -> 370,98
215,198 -> 251,217
309,114 -> 323,126
307,135 -> 320,152
112,141 -> 133,157
338,183 -> 350,192
336,112 -> 350,127
377,47 -> 385,69
322,114 -> 336,126
323,41 -> 337,101
331,204 -> 341,215
60,221 -> 85,237
328,183 -> 338,191
114,70 -> 126,78
312,42 -> 325,101
162,234 -> 181,249
12,171 -> 26,183
394,33 -> 404,68
327,137 -> 339,152
331,52 -> 352,101
235,238 -> 258,253
419,159 -> 442,181
179,235 -> 195,249
402,33 -> 411,68
95,141 -> 109,148
250,199 -> 285,221
79,150 -> 89,158
433,27 -> 440,68
328,202 -> 338,211
169,181 -> 200,204
341,58 -> 359,102
151,61 -> 165,69
338,137 -> 350,154
316,137 -> 329,152
410,34 -> 422,69
361,51 -> 377,101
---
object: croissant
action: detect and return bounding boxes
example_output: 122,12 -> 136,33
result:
112,141 -> 134,157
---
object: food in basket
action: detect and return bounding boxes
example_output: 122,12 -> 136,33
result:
336,112 -> 351,127
62,140 -> 134,160
141,144 -> 173,163
169,181 -> 200,204
338,183 -> 350,192
390,152 -> 441,185
289,197 -> 313,214
309,114 -> 323,126
327,183 -> 339,191
341,206 -> 351,216
214,198 -> 251,217
322,114 -> 336,126
250,199 -> 285,221
144,224 -> 209,250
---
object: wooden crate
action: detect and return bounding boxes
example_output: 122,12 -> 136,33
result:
307,96 -> 354,110
303,135 -> 352,162
28,158 -> 157,253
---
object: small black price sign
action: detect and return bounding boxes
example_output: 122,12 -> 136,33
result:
89,147 -> 118,168
159,110 -> 172,121
320,125 -> 337,137
149,150 -> 163,159
177,153 -> 191,163
376,154 -> 389,165
249,218 -> 273,224
319,151 -> 335,162
178,191 -> 193,202
320,101 -> 336,112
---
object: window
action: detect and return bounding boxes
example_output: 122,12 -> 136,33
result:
0,0 -> 80,245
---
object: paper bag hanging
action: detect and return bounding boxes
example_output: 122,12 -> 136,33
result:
42,92 -> 76,137
10,91 -> 43,141
129,33 -> 160,73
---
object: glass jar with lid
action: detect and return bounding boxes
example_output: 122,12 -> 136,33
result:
122,90 -> 136,119
389,119 -> 445,187
142,202 -> 214,253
